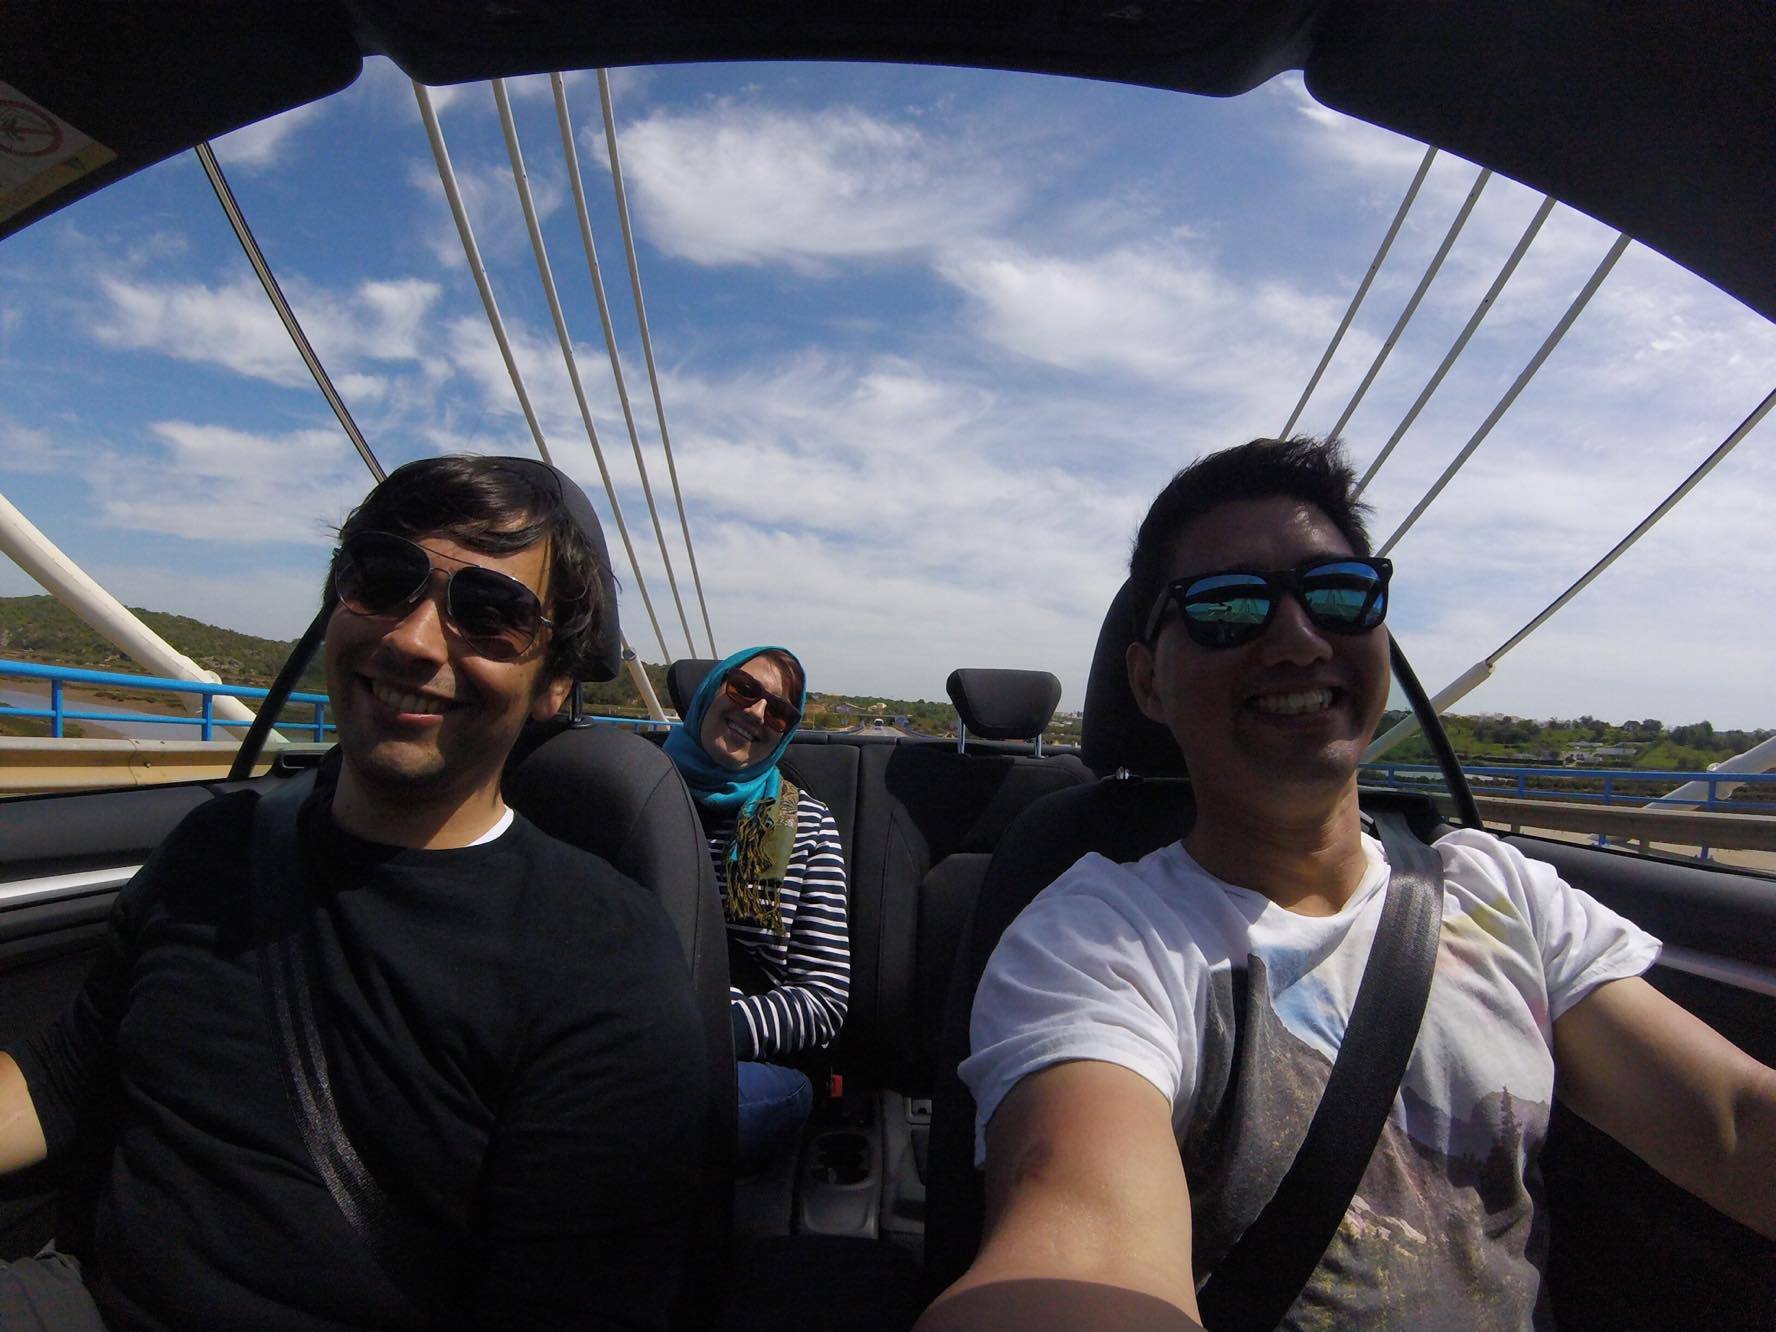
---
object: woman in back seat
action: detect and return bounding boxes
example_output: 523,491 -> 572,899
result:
665,646 -> 850,1173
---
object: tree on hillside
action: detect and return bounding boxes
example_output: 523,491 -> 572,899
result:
1669,721 -> 1715,749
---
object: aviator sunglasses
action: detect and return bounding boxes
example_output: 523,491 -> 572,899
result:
1143,555 -> 1392,649
332,530 -> 554,660
720,668 -> 802,734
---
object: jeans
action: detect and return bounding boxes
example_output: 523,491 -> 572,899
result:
0,1246 -> 106,1330
736,1060 -> 813,1176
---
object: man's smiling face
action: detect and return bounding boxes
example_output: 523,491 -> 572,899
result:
324,530 -> 570,821
1127,495 -> 1390,811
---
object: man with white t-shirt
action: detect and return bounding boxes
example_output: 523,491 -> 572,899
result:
920,437 -> 1776,1330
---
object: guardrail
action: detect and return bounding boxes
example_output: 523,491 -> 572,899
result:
1361,761 -> 1776,813
0,737 -> 300,791
1,658 -> 331,741
1446,794 -> 1776,855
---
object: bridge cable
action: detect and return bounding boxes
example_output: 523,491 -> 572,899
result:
1280,145 -> 1437,439
550,72 -> 704,666
1356,194 -> 1556,498
1489,381 -> 1775,663
489,78 -> 675,667
1377,231 -> 1631,557
413,83 -> 554,467
597,69 -> 718,658
194,143 -> 385,483
1368,381 -> 1774,760
1326,167 -> 1492,443
414,81 -> 668,716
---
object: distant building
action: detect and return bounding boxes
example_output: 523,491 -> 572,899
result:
1564,745 -> 1639,764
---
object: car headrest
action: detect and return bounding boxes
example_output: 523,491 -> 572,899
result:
533,459 -> 623,683
667,658 -> 720,716
1080,578 -> 1186,778
945,668 -> 1062,742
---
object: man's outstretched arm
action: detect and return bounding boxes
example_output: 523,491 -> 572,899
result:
1554,974 -> 1776,1239
0,1051 -> 49,1175
918,1060 -> 1202,1331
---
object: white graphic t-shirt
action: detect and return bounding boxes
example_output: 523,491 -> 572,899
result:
961,827 -> 1661,1329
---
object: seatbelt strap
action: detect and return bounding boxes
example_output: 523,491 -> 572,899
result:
1195,810 -> 1444,1331
250,770 -> 435,1307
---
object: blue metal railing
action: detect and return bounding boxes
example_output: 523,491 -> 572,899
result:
0,658 -> 333,742
1361,761 -> 1776,814
579,713 -> 676,733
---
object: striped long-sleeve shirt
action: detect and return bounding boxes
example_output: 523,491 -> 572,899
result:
703,789 -> 850,1061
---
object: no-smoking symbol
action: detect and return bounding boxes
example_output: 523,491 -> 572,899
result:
0,100 -> 64,158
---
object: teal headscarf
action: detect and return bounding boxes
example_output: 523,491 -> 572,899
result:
663,646 -> 806,817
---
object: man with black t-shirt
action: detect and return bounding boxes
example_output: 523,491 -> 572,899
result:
0,456 -> 707,1328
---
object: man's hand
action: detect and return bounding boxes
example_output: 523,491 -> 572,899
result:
1554,975 -> 1776,1239
0,1051 -> 49,1175
918,1060 -> 1201,1330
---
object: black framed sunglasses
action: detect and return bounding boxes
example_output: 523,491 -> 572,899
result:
1143,555 -> 1392,650
720,668 -> 802,734
332,530 -> 554,661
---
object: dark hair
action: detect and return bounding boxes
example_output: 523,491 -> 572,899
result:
1127,436 -> 1372,640
327,455 -> 604,682
749,649 -> 806,702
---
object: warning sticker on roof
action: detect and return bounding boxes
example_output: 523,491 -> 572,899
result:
0,81 -> 116,227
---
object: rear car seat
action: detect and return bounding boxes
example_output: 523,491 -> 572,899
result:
924,582 -> 1196,1296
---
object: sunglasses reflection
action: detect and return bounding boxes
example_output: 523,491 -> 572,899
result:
335,532 -> 553,661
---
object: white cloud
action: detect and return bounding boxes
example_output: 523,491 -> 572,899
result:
582,349 -> 1150,693
211,102 -> 328,170
405,153 -> 567,268
0,416 -> 59,474
92,276 -> 302,383
613,100 -> 1024,269
88,275 -> 442,386
937,238 -> 1372,428
87,423 -> 369,544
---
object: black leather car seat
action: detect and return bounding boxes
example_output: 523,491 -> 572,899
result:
501,474 -> 735,1330
923,580 -> 1196,1295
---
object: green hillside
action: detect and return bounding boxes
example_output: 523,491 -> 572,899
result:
0,596 -> 326,693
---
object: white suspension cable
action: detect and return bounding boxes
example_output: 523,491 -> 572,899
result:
1366,382 -> 1775,761
491,78 -> 673,667
1378,231 -> 1631,557
597,69 -> 717,657
414,80 -> 662,718
413,82 -> 553,464
548,73 -> 689,664
195,144 -> 385,483
1357,195 -> 1556,497
522,71 -> 704,660
1280,145 -> 1437,439
1491,381 -> 1775,660
1327,168 -> 1491,442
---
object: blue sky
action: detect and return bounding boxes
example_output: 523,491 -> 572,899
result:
2,59 -> 1773,727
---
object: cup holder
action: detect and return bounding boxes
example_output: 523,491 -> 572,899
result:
809,1131 -> 870,1186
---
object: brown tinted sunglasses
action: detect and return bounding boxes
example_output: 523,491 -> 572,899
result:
720,669 -> 802,734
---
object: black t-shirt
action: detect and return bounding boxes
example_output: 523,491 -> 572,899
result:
9,786 -> 706,1329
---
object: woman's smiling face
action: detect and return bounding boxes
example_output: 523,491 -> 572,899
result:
700,653 -> 797,769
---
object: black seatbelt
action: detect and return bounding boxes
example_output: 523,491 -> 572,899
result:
250,771 -> 436,1309
1195,810 -> 1444,1332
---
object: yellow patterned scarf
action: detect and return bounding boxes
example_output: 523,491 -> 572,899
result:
722,780 -> 800,936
